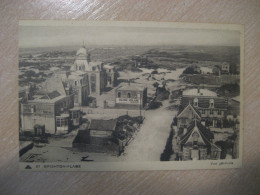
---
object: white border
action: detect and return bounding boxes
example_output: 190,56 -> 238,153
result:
19,20 -> 244,171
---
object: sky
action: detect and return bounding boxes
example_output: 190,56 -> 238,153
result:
19,24 -> 241,48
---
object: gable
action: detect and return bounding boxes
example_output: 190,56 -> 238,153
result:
177,104 -> 201,119
180,120 -> 214,146
185,127 -> 206,145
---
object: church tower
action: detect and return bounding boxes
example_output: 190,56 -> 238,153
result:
70,42 -> 92,71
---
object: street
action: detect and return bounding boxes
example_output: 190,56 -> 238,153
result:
121,100 -> 177,161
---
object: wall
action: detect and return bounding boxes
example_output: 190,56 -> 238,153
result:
21,114 -> 56,134
0,1 -> 259,194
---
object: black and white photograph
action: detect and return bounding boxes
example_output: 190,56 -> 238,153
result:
18,21 -> 243,171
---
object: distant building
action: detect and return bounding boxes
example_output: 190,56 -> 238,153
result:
115,84 -> 147,109
181,88 -> 228,127
221,62 -> 230,74
212,62 -> 230,75
179,120 -> 221,160
20,77 -> 74,135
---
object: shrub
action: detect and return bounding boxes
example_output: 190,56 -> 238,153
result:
148,101 -> 162,110
182,66 -> 200,75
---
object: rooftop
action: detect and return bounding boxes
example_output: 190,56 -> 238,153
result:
232,96 -> 240,103
38,77 -> 66,96
177,103 -> 201,118
89,119 -> 117,131
180,120 -> 214,146
28,91 -> 66,103
76,47 -> 87,57
117,84 -> 147,92
181,96 -> 228,109
183,88 -> 217,97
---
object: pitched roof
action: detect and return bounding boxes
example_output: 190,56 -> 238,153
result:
183,88 -> 217,97
180,120 -> 214,146
89,119 -> 117,131
232,96 -> 240,103
181,96 -> 228,109
47,90 -> 61,99
38,77 -> 66,96
177,103 -> 201,118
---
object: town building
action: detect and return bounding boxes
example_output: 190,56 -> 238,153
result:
73,119 -> 118,153
221,62 -> 230,74
115,84 -> 147,109
212,62 -> 230,75
20,77 -> 74,135
181,88 -> 228,127
89,119 -> 117,140
55,44 -> 117,106
179,120 -> 221,160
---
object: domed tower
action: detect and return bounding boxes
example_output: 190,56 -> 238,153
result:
71,43 -> 91,71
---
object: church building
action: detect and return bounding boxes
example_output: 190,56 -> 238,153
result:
55,44 -> 117,106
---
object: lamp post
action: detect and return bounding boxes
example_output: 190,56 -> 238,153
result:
138,92 -> 142,122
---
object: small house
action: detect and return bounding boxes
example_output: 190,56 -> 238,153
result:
221,62 -> 230,74
89,119 -> 117,139
115,84 -> 147,109
73,119 -> 118,153
179,120 -> 221,161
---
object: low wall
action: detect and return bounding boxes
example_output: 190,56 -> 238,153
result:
81,107 -> 145,119
73,143 -> 119,154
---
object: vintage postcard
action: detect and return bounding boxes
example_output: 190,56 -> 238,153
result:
19,21 -> 243,171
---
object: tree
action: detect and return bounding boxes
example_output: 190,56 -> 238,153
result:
182,66 -> 200,75
160,129 -> 174,161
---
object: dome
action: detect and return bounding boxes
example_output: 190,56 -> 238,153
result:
76,47 -> 87,57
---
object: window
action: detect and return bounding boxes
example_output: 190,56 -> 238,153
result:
194,98 -> 198,107
210,109 -> 213,115
192,132 -> 199,145
108,76 -> 112,84
218,110 -> 221,115
72,111 -> 79,118
127,93 -> 131,98
75,81 -> 78,86
56,119 -> 61,127
56,118 -> 67,127
202,109 -> 205,114
118,92 -> 121,98
210,99 -> 214,108
91,74 -> 96,93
